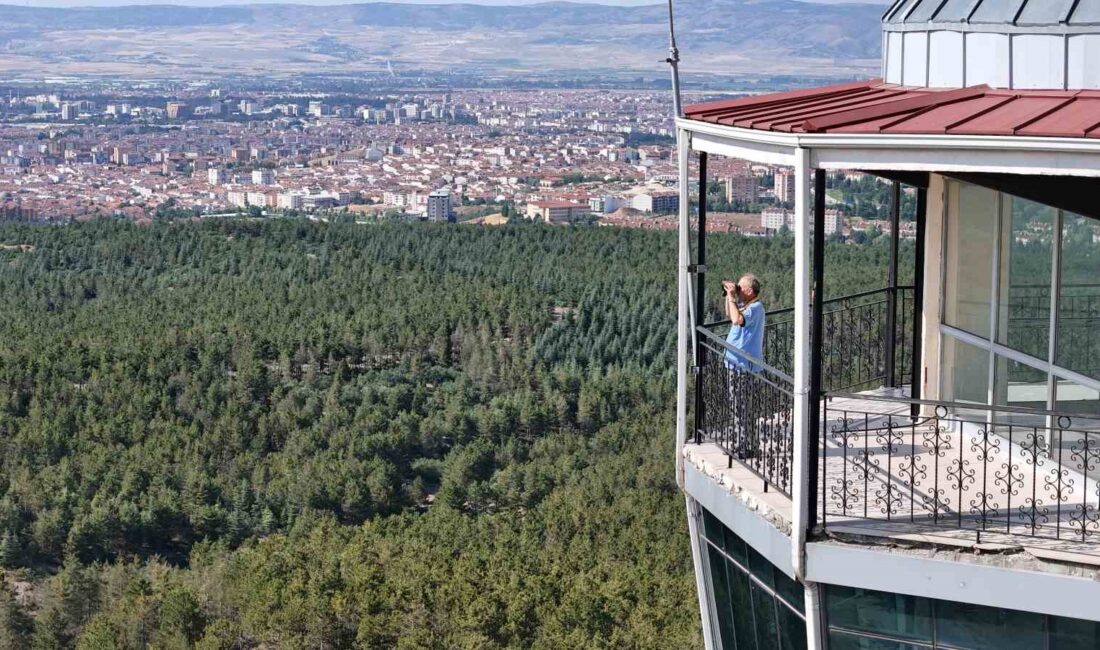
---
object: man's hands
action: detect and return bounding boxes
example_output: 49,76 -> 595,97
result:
723,280 -> 745,325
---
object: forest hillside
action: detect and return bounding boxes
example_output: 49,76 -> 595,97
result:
0,219 -> 904,648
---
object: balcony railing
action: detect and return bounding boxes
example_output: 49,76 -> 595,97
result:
696,326 -> 794,497
759,287 -> 914,392
695,287 -> 914,496
693,285 -> 1100,546
821,393 -> 1100,543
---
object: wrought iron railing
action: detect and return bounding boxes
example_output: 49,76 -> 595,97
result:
695,286 -> 915,497
696,326 -> 794,497
706,286 -> 914,393
821,392 -> 1100,543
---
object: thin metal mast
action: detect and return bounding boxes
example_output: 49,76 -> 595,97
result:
666,0 -> 683,118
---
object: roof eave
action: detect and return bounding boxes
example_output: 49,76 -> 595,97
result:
676,117 -> 1100,178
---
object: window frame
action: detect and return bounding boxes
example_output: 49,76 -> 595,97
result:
698,508 -> 807,650
939,179 -> 1100,415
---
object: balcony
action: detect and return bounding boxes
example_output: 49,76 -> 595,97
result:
691,286 -> 1100,559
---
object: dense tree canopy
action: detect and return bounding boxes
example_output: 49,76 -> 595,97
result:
0,219 -> 903,648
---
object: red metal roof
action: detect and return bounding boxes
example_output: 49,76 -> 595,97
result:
684,80 -> 1100,139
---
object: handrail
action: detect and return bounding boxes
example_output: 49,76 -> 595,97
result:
698,338 -> 794,397
696,324 -> 794,385
702,285 -> 916,328
826,390 -> 1100,423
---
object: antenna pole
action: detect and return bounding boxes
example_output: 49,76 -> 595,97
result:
666,0 -> 683,118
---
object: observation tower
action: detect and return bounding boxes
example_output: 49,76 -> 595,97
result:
677,1 -> 1100,648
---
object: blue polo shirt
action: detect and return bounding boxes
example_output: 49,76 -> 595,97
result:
725,301 -> 765,371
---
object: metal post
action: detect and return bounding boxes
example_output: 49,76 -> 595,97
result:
911,187 -> 927,418
694,152 -> 708,445
808,169 -> 826,531
675,128 -> 691,492
665,0 -> 683,119
884,181 -> 901,387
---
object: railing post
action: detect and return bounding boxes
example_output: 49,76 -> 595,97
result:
693,152 -> 708,445
884,181 -> 901,387
911,187 -> 927,418
808,169 -> 826,531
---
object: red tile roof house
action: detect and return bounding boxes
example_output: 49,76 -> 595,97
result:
675,2 -> 1100,649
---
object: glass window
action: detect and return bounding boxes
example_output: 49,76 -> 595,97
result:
724,526 -> 748,566
778,600 -> 808,650
774,569 -> 806,615
1056,213 -> 1100,382
729,567 -> 757,650
699,506 -> 806,650
703,508 -> 726,542
708,549 -> 734,650
826,586 -> 933,642
708,545 -> 738,650
1049,616 -> 1100,649
992,353 -> 1049,428
945,181 -> 998,338
1053,379 -> 1100,442
997,197 -> 1055,360
825,584 -> 1100,649
828,632 -> 928,650
1055,378 -> 1100,417
934,600 -> 1044,650
942,336 -> 990,405
746,544 -> 775,589
750,580 -> 779,649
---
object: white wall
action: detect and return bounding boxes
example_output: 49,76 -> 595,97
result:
1068,34 -> 1100,89
903,31 -> 928,86
928,31 -> 964,88
965,32 -> 1011,88
1013,34 -> 1066,90
886,31 -> 904,84
881,28 -> 1100,90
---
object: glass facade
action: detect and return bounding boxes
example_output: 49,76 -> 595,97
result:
825,584 -> 1100,649
700,508 -> 807,650
941,180 -> 1100,419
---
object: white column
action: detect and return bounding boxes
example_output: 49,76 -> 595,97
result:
790,147 -> 812,579
804,582 -> 827,650
677,130 -> 716,650
675,127 -> 691,491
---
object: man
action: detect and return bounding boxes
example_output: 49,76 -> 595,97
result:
722,274 -> 765,372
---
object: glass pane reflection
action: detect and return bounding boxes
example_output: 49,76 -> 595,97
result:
1057,213 -> 1100,382
943,336 -> 990,405
998,196 -> 1054,360
934,600 -> 1044,650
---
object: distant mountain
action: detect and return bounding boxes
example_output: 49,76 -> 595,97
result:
0,0 -> 884,80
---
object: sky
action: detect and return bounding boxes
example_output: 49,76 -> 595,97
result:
7,0 -> 892,7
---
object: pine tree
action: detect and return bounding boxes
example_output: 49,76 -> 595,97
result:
31,606 -> 67,650
0,531 -> 20,568
0,583 -> 32,649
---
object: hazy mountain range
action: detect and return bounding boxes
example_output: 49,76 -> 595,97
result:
0,0 -> 885,81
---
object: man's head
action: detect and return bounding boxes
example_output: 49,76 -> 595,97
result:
738,274 -> 761,301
